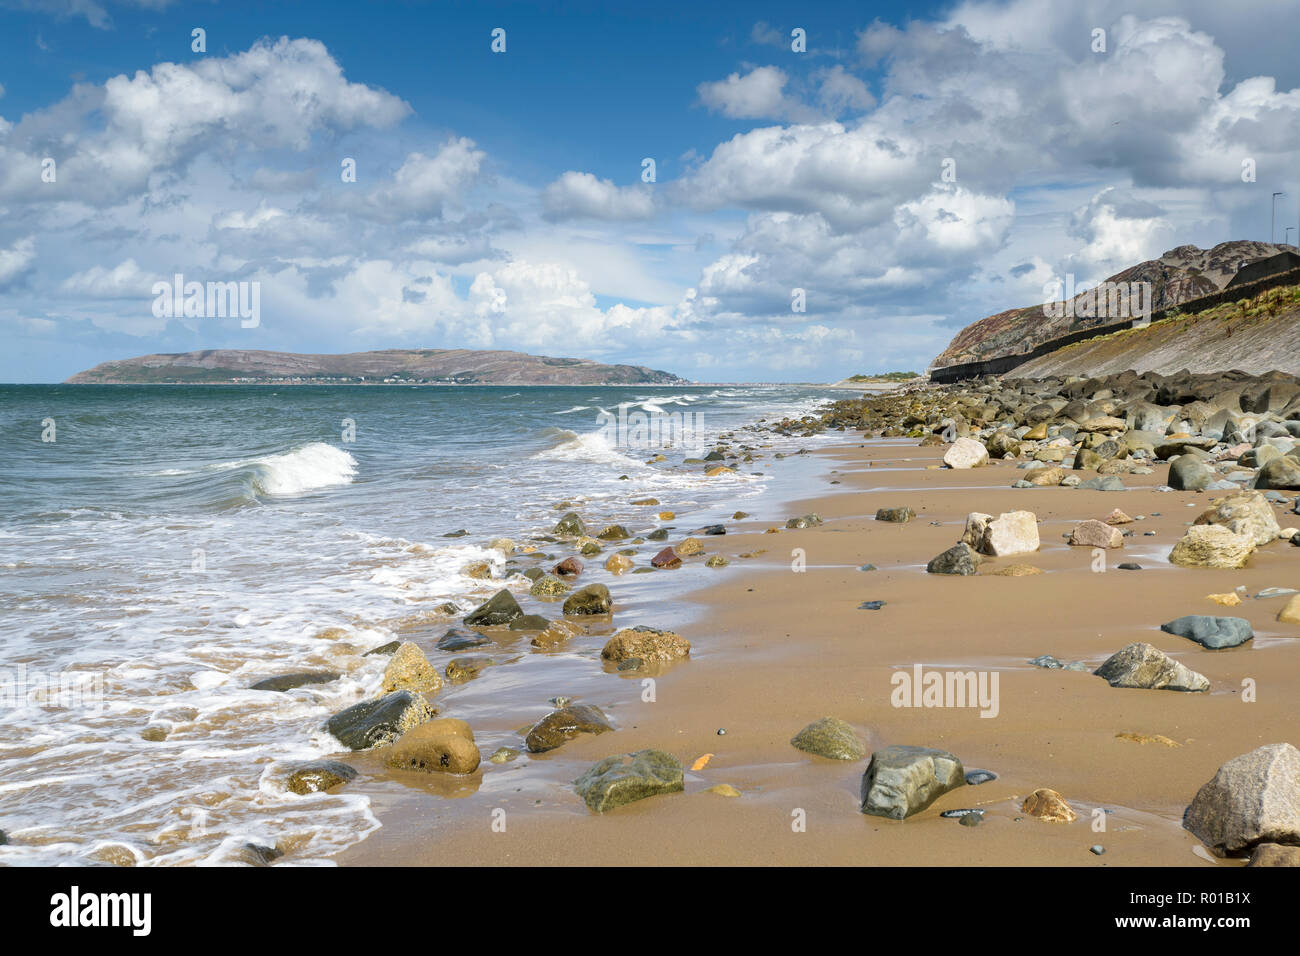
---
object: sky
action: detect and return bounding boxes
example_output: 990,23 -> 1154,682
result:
1,0 -> 1299,383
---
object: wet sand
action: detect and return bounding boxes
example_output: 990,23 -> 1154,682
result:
338,437 -> 1298,866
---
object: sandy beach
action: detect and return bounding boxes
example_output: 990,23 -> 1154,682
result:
338,422 -> 1297,867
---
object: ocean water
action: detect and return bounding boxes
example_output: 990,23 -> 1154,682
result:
0,383 -> 837,865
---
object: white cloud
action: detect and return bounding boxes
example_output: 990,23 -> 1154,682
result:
60,258 -> 154,298
0,236 -> 36,286
0,37 -> 410,205
541,171 -> 656,222
698,67 -> 793,120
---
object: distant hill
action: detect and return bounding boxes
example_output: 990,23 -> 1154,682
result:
932,240 -> 1297,369
65,348 -> 686,385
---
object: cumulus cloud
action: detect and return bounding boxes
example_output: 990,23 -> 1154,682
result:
541,171 -> 656,222
698,66 -> 794,120
0,37 -> 410,205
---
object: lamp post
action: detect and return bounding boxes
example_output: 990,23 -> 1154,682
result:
1272,192 -> 1286,243
1288,226 -> 1297,247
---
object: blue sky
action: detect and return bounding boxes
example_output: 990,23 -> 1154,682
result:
2,0 -> 1299,382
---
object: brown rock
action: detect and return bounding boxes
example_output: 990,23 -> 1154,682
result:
1022,788 -> 1078,823
552,557 -> 584,576
601,626 -> 691,665
650,547 -> 682,569
385,721 -> 480,774
1068,519 -> 1123,548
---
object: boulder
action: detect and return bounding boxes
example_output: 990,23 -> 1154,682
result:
676,537 -> 705,556
979,510 -> 1040,556
445,655 -> 498,682
525,704 -> 614,753
959,512 -> 992,549
529,574 -> 569,598
286,760 -> 357,795
926,542 -> 982,575
790,717 -> 866,760
650,547 -> 682,569
436,626 -> 491,651
1256,456 -> 1300,490
1068,519 -> 1123,548
382,642 -> 442,694
604,554 -> 634,574
600,626 -> 690,665
875,506 -> 916,523
1169,455 -> 1215,491
573,750 -> 684,812
985,432 -> 1021,457
1168,525 -> 1255,569
552,557 -> 584,576
1183,743 -> 1300,856
1159,615 -> 1254,649
563,583 -> 613,616
860,745 -> 965,819
1093,642 -> 1209,692
553,512 -> 586,536
386,720 -> 481,774
1024,466 -> 1067,486
463,589 -> 524,627
943,437 -> 989,469
1278,594 -> 1300,624
326,690 -> 435,750
1021,788 -> 1078,823
785,514 -> 823,529
1192,490 -> 1280,546
1248,844 -> 1300,867
250,671 -> 339,692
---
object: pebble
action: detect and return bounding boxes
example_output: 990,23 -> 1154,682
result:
858,601 -> 887,610
717,728 -> 727,736
859,563 -> 878,572
965,769 -> 997,785
1090,845 -> 1106,856
1117,562 -> 1142,570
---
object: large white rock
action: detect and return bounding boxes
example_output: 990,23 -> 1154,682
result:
980,510 -> 1040,556
959,512 -> 993,549
943,437 -> 990,469
1169,525 -> 1256,569
1195,490 -> 1280,547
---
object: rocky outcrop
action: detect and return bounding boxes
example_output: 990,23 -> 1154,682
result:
933,241 -> 1295,370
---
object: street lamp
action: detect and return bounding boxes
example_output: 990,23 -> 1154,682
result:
1272,192 -> 1286,243
1288,226 -> 1297,247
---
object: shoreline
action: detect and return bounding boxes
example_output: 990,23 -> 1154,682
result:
336,421 -> 1298,866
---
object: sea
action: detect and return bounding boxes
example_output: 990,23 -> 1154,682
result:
0,383 -> 842,865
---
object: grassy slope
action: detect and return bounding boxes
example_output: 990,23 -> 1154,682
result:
1013,283 -> 1300,378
